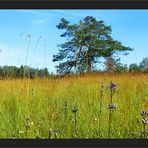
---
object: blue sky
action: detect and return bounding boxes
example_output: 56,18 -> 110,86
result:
0,10 -> 147,73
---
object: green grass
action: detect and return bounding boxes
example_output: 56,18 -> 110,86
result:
0,73 -> 147,139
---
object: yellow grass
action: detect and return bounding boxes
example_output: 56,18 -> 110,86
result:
0,73 -> 147,138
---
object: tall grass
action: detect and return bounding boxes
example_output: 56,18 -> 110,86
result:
0,73 -> 147,138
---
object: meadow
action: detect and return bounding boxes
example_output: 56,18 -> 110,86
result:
0,73 -> 147,139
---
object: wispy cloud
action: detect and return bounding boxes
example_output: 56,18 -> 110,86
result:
17,10 -> 88,19
53,10 -> 87,18
18,10 -> 62,17
0,43 -> 23,59
32,19 -> 48,25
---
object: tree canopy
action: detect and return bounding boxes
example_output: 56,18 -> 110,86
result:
53,16 -> 133,75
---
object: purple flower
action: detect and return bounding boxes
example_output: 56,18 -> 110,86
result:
142,119 -> 148,124
140,110 -> 148,117
110,81 -> 117,91
108,103 -> 116,109
54,128 -> 58,138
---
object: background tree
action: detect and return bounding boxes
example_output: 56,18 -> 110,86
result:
53,16 -> 133,75
104,56 -> 120,73
104,56 -> 129,73
129,63 -> 140,72
140,57 -> 148,72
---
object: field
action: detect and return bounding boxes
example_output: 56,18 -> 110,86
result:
0,73 -> 148,139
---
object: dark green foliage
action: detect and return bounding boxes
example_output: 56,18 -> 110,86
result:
38,68 -> 49,77
140,57 -> 148,72
53,16 -> 133,75
129,63 -> 141,73
0,65 -> 50,79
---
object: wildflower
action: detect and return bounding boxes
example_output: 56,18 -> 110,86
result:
110,81 -> 117,91
72,103 -> 78,113
108,103 -> 116,109
100,85 -> 104,97
25,123 -> 30,129
140,110 -> 148,117
54,128 -> 58,138
26,116 -> 30,121
30,121 -> 34,125
65,101 -> 68,109
72,103 -> 78,133
54,128 -> 58,133
64,101 -> 68,118
142,119 -> 148,124
49,128 -> 52,139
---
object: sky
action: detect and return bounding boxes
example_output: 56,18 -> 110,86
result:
0,10 -> 147,73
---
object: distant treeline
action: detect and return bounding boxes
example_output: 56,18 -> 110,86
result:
101,57 -> 148,74
0,57 -> 147,79
0,65 -> 50,79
